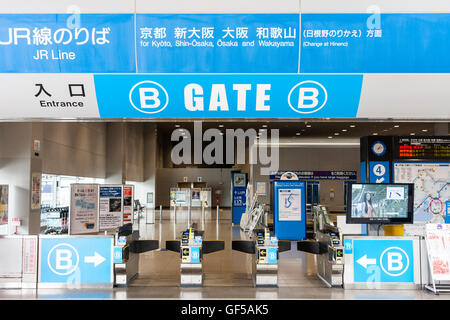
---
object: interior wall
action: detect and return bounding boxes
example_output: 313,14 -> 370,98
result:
42,122 -> 107,178
252,146 -> 360,212
155,168 -> 233,207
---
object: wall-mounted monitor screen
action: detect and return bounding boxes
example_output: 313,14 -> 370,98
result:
346,183 -> 414,224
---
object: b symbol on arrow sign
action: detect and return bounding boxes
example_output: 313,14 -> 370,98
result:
48,243 -> 79,276
380,247 -> 409,277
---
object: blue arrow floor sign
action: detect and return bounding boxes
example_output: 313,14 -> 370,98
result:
353,240 -> 414,283
40,237 -> 113,284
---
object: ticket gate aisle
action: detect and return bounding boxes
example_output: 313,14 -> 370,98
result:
297,225 -> 344,288
165,228 -> 225,287
232,228 -> 291,287
113,223 -> 159,287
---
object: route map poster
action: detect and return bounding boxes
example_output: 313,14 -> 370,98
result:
394,162 -> 449,223
278,188 -> 302,221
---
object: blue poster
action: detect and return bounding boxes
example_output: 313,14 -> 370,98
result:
353,239 -> 414,283
94,74 -> 363,118
231,172 -> 247,224
100,186 -> 122,198
40,237 -> 113,284
136,14 -> 299,73
300,13 -> 450,73
0,14 -> 135,73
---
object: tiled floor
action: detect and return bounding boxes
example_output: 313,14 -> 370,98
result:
0,208 -> 448,300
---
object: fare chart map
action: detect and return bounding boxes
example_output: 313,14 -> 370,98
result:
394,162 -> 450,223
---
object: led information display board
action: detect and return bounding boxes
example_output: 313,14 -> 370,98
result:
396,137 -> 450,160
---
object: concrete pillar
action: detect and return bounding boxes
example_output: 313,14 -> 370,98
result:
105,122 -> 126,185
142,123 -> 158,207
0,123 -> 43,235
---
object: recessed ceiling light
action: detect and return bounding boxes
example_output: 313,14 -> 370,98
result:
373,133 -> 378,135
334,132 -> 340,135
328,136 -> 333,139
296,133 -> 301,136
218,124 -> 224,128
262,124 -> 268,128
422,129 -> 428,132
394,125 -> 400,128
306,124 -> 312,128
410,133 -> 415,136
350,125 -> 356,128
342,129 -> 347,132
175,124 -> 181,128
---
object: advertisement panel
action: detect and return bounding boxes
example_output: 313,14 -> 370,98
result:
99,185 -> 123,230
122,185 -> 134,224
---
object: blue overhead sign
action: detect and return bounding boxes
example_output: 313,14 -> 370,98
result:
0,14 -> 135,73
270,170 -> 357,180
352,239 -> 414,283
93,74 -> 363,118
1,13 -> 450,73
39,237 -> 113,284
136,14 -> 299,73
300,13 -> 450,73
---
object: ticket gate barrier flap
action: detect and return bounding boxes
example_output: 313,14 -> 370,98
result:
297,240 -> 328,255
232,240 -> 256,254
118,223 -> 133,237
165,240 -> 181,253
278,240 -> 291,253
202,240 -> 225,254
129,240 -> 159,253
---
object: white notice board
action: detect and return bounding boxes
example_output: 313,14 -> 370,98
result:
69,184 -> 99,235
425,224 -> 450,281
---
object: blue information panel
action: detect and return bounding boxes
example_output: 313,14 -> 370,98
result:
40,237 -> 113,284
0,14 -> 135,73
369,161 -> 390,183
300,13 -> 450,73
231,172 -> 247,224
352,239 -> 414,283
273,180 -> 306,240
136,14 -> 299,73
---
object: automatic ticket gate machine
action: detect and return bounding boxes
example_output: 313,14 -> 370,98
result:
232,228 -> 291,287
113,223 -> 159,286
297,224 -> 344,288
165,228 -> 225,287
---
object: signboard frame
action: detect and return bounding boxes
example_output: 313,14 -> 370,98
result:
343,236 -> 422,289
37,235 -> 114,289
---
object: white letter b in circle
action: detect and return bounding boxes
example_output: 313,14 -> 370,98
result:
139,87 -> 160,109
387,252 -> 403,271
298,87 -> 319,109
56,249 -> 72,270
